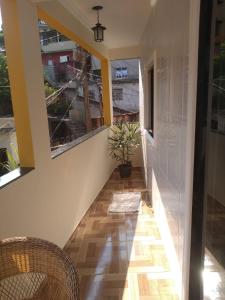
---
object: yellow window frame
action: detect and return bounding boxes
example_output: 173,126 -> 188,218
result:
38,8 -> 112,126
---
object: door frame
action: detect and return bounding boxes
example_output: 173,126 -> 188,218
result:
189,0 -> 214,299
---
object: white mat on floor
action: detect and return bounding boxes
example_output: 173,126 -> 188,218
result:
108,192 -> 141,213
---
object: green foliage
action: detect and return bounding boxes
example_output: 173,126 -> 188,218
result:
0,53 -> 12,116
44,83 -> 69,116
44,82 -> 56,97
48,97 -> 69,116
214,41 -> 225,79
0,144 -> 19,173
108,122 -> 141,165
0,30 -> 4,49
48,101 -> 69,115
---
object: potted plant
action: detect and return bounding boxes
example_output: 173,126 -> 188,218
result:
108,122 -> 141,178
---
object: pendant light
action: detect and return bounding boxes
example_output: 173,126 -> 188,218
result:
92,6 -> 106,42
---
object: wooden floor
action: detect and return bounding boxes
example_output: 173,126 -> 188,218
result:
64,168 -> 178,300
204,249 -> 225,299
204,196 -> 225,299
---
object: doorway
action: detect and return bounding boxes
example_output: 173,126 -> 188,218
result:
190,0 -> 225,299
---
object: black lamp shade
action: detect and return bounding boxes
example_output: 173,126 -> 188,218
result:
92,23 -> 106,42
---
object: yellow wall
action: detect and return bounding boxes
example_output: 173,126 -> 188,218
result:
1,0 -> 35,168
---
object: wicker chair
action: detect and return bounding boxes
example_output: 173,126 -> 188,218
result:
0,237 -> 80,300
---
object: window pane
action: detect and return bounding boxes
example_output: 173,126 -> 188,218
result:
0,5 -> 20,177
112,88 -> 123,101
38,20 -> 104,156
115,67 -> 128,79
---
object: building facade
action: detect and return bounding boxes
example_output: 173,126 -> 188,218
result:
111,59 -> 139,122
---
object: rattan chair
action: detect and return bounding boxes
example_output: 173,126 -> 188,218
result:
0,237 -> 80,300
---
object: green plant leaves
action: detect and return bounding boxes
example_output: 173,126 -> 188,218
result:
0,144 -> 19,173
108,122 -> 141,165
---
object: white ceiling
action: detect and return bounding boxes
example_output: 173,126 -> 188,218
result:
57,0 -> 152,49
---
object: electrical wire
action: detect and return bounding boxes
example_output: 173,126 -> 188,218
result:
49,63 -> 90,141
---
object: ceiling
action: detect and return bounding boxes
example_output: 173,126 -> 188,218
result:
57,0 -> 152,49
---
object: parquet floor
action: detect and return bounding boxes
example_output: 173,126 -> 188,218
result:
204,249 -> 225,299
204,196 -> 225,299
64,168 -> 178,300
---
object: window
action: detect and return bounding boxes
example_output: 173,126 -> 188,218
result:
0,5 -> 20,177
38,20 -> 104,157
60,55 -> 70,63
147,66 -> 154,137
112,88 -> 123,101
89,90 -> 95,100
115,67 -> 128,79
39,24 -> 69,46
48,59 -> 53,66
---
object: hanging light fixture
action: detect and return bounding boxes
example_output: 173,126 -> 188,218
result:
92,6 -> 106,42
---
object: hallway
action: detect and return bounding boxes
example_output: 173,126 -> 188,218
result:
64,168 -> 178,300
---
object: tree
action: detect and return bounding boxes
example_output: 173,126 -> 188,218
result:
214,41 -> 225,79
0,53 -> 13,116
0,30 -> 4,49
44,82 -> 57,97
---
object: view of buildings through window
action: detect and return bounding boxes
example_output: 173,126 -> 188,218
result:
39,20 -> 103,155
0,14 -> 141,177
0,5 -> 19,178
111,59 -> 139,123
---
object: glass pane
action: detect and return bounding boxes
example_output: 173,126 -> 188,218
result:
111,59 -> 139,123
38,20 -> 104,156
0,5 -> 20,177
204,1 -> 225,298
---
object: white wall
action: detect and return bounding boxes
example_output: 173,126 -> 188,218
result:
139,0 -> 200,299
0,128 -> 115,248
0,0 -> 115,248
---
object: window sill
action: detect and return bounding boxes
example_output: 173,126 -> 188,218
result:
51,125 -> 109,159
0,167 -> 33,189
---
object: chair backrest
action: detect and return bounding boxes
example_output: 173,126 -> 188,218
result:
0,237 -> 79,300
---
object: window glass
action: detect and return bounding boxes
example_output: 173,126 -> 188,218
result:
48,60 -> 53,66
0,5 -> 20,177
59,56 -> 69,63
115,67 -> 128,79
112,88 -> 123,101
38,20 -> 104,156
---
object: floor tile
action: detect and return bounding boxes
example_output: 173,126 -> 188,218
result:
64,168 -> 178,299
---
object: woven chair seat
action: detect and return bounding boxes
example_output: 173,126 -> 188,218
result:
0,237 -> 79,300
